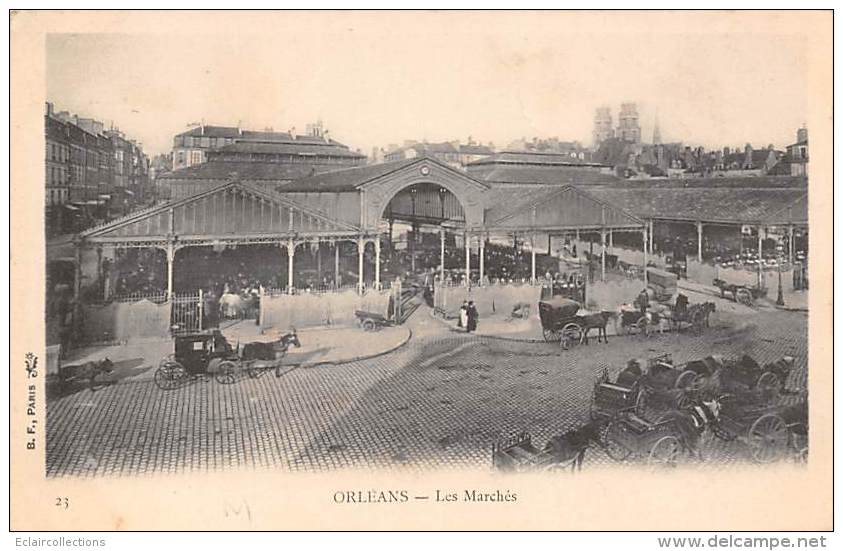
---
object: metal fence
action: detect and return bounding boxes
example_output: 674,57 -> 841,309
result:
170,291 -> 202,334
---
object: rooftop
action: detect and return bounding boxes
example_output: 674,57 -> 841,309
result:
210,140 -> 365,158
586,186 -> 808,225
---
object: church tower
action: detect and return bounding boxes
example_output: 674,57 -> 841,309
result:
652,113 -> 662,145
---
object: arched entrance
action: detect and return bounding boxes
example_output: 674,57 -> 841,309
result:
379,182 -> 468,283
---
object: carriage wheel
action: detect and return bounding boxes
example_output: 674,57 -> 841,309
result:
542,327 -> 561,343
673,392 -> 693,410
756,371 -> 780,395
362,319 -> 376,332
674,370 -> 699,391
158,354 -> 176,369
648,435 -> 682,467
560,323 -> 583,350
214,360 -> 238,385
153,360 -> 187,390
736,288 -> 753,306
602,419 -> 632,461
747,414 -> 789,463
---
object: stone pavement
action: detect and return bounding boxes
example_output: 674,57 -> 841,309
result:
46,301 -> 808,477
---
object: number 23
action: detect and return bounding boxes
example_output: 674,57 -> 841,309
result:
55,497 -> 69,509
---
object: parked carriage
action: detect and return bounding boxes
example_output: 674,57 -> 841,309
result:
491,432 -> 581,473
685,354 -> 793,400
713,278 -> 768,306
355,310 -> 393,332
539,297 -> 585,350
599,410 -> 694,465
590,366 -> 647,422
154,329 -> 300,389
719,355 -> 794,397
647,267 -> 678,303
712,395 -> 806,463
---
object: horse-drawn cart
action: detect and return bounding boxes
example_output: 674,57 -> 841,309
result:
355,310 -> 392,332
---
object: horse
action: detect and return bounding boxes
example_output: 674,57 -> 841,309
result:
542,421 -> 602,472
59,357 -> 114,391
581,311 -> 618,345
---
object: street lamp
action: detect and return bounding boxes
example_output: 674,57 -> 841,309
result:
776,242 -> 785,307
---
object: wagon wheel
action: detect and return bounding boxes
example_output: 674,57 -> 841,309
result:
747,413 -> 789,463
153,360 -> 187,390
736,288 -> 754,306
673,392 -> 693,410
560,323 -> 583,350
602,419 -> 633,461
542,327 -> 561,343
214,360 -> 238,385
674,370 -> 699,391
648,435 -> 682,467
755,371 -> 780,395
362,319 -> 376,332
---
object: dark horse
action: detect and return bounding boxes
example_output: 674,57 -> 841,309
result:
582,311 -> 619,345
239,330 -> 301,376
542,421 -> 602,472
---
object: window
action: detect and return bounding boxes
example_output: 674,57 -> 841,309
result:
190,150 -> 203,165
200,137 -> 211,148
177,151 -> 185,165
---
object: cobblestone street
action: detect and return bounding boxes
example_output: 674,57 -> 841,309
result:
46,295 -> 808,477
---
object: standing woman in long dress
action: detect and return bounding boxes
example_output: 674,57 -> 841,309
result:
458,300 -> 468,329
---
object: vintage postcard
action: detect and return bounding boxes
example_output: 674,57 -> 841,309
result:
9,10 -> 833,531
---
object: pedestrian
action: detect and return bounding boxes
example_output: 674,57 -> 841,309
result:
458,300 -> 468,329
467,301 -> 479,333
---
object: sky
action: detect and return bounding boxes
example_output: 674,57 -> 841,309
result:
45,13 -> 809,157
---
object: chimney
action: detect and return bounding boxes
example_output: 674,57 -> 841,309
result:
290,127 -> 296,140
45,102 -> 53,116
323,130 -> 330,143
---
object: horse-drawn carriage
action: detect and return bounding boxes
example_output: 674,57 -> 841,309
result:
492,432 -> 582,472
539,297 -> 585,350
647,267 -> 678,303
681,354 -> 793,401
712,395 -> 807,463
154,329 -> 301,389
713,278 -> 768,306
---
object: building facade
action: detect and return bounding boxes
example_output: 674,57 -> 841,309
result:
45,102 -> 151,234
